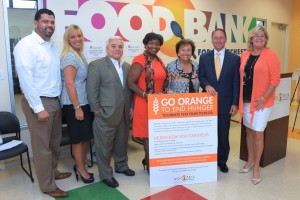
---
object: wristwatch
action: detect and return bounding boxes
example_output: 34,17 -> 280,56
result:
74,105 -> 81,110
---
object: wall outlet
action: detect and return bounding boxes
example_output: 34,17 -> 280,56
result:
0,70 -> 5,80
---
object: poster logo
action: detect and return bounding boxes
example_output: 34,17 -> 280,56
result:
174,175 -> 195,182
153,97 -> 159,115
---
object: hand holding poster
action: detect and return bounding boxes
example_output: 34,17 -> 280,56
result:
148,93 -> 218,187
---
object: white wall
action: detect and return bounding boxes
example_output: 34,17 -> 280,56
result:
194,0 -> 291,24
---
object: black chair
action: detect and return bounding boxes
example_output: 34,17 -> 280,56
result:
0,111 -> 34,182
60,113 -> 94,167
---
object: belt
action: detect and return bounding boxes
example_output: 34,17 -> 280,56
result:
40,96 -> 59,99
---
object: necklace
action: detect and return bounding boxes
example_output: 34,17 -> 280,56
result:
243,54 -> 260,85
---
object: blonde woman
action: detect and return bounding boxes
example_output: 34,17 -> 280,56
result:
239,26 -> 280,185
60,24 -> 94,184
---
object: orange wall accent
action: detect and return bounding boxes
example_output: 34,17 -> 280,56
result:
289,0 -> 300,99
289,0 -> 300,72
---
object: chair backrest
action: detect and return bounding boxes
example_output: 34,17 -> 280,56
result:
0,111 -> 20,138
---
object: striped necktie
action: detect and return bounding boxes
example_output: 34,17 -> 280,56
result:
215,52 -> 221,80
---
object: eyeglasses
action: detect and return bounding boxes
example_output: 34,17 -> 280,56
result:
253,35 -> 265,39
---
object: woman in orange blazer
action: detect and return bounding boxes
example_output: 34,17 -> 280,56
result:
238,26 -> 280,185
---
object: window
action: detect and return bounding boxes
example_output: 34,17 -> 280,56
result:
256,19 -> 266,27
7,6 -> 37,125
6,0 -> 37,9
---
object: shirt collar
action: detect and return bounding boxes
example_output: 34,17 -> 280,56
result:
32,30 -> 54,46
109,56 -> 124,67
214,48 -> 225,56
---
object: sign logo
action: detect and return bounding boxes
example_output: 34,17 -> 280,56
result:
274,92 -> 290,104
46,0 -> 256,57
173,175 -> 195,182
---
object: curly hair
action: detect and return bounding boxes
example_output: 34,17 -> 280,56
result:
142,32 -> 164,45
175,39 -> 196,55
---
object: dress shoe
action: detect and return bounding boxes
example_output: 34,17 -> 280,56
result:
218,164 -> 229,173
103,177 -> 119,188
115,168 -> 135,176
55,172 -> 72,180
239,163 -> 254,173
46,188 -> 68,198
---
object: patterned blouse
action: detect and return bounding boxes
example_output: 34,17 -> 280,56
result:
60,51 -> 89,106
164,59 -> 200,93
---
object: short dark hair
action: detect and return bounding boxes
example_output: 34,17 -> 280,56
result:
34,8 -> 55,21
143,32 -> 164,45
175,39 -> 196,55
211,28 -> 227,38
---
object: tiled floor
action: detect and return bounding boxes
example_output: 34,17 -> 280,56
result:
0,105 -> 300,200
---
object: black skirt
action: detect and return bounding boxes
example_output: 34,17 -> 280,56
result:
62,104 -> 93,144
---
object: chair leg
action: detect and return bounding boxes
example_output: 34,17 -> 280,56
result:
87,140 -> 94,168
70,144 -> 75,159
20,150 -> 34,182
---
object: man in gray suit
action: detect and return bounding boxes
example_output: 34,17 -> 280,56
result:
87,36 -> 135,188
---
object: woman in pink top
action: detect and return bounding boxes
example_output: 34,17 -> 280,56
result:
238,26 -> 280,185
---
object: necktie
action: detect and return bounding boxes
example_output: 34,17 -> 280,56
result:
215,52 -> 221,80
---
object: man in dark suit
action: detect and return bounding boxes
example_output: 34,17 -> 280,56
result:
199,28 -> 240,173
87,36 -> 134,188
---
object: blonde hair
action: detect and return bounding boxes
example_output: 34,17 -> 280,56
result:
61,24 -> 84,60
246,26 -> 269,50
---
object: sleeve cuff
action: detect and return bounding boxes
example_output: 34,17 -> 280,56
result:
32,104 -> 45,113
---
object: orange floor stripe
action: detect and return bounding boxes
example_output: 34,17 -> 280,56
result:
141,185 -> 207,200
288,127 -> 300,140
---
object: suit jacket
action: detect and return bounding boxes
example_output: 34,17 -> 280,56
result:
87,56 -> 131,125
199,49 -> 240,114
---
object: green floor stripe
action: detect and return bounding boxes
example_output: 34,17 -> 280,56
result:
56,182 -> 129,200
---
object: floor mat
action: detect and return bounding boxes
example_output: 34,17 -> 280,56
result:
141,185 -> 207,200
56,182 -> 129,200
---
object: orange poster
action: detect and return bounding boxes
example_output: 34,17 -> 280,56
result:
148,93 -> 218,187
148,93 -> 218,120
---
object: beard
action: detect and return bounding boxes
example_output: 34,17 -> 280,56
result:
44,27 -> 54,38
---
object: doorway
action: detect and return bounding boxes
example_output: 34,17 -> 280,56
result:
269,22 -> 288,73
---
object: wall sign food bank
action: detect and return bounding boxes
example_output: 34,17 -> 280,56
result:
45,0 -> 256,57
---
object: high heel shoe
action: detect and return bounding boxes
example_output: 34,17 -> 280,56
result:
142,159 -> 149,174
73,165 -> 94,179
252,178 -> 261,185
73,165 -> 94,184
239,163 -> 254,173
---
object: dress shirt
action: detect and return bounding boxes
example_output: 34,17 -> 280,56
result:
13,31 -> 61,113
214,48 -> 225,69
109,57 -> 124,87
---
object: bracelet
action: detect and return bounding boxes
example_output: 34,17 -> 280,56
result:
142,91 -> 146,98
261,97 -> 267,102
74,105 -> 81,110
